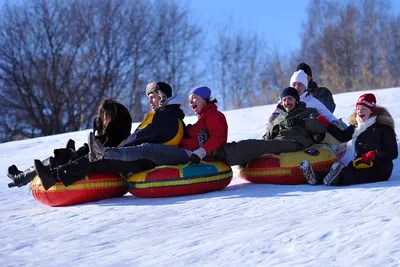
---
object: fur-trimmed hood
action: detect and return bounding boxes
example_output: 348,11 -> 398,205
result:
348,106 -> 395,129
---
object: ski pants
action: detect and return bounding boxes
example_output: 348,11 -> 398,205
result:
216,139 -> 303,166
103,143 -> 190,166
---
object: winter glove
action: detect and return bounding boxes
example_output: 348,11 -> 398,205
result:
188,147 -> 207,165
316,115 -> 330,127
285,117 -> 304,128
188,154 -> 201,165
361,150 -> 376,163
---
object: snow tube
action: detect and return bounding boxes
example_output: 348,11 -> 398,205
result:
127,161 -> 232,198
31,173 -> 129,207
238,144 -> 337,184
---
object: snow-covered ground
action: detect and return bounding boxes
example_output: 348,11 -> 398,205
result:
1,88 -> 400,267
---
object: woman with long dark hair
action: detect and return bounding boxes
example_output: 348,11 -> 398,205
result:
7,99 -> 132,188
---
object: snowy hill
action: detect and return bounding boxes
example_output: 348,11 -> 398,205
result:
1,88 -> 400,267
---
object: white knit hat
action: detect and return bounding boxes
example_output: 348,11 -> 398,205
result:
290,70 -> 308,89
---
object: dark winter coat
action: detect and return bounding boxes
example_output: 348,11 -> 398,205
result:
121,104 -> 185,148
52,102 -> 133,167
308,80 -> 336,113
179,103 -> 228,154
326,107 -> 398,185
96,102 -> 132,148
265,102 -> 327,149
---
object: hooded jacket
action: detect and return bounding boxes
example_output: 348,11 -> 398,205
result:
307,80 -> 336,113
265,102 -> 327,148
179,103 -> 228,154
327,106 -> 398,169
263,90 -> 337,137
121,97 -> 185,147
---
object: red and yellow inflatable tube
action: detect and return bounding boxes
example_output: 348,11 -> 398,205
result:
238,144 -> 337,184
31,173 -> 129,207
128,161 -> 232,198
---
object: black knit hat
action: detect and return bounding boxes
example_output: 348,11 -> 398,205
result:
280,87 -> 300,102
146,82 -> 172,98
295,63 -> 312,77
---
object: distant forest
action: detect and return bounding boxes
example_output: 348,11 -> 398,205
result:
0,0 -> 399,142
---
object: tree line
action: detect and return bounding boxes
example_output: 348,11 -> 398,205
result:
0,0 -> 399,142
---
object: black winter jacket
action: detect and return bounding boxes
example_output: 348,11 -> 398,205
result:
327,107 -> 398,170
122,104 -> 185,147
308,80 -> 336,113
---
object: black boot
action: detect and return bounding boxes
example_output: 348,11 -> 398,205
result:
213,147 -> 228,165
34,160 -> 59,190
66,139 -> 76,151
8,157 -> 57,188
8,164 -> 21,177
8,166 -> 37,188
88,132 -> 106,162
57,167 -> 82,187
53,148 -> 78,166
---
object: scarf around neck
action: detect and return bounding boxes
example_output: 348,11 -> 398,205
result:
351,115 -> 377,158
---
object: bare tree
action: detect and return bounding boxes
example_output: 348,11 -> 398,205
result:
258,49 -> 291,106
152,0 -> 203,96
212,29 -> 268,109
0,0 -> 131,141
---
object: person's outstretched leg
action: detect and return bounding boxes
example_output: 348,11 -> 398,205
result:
88,133 -> 189,166
8,157 -> 56,188
215,139 -> 301,166
34,156 -> 157,190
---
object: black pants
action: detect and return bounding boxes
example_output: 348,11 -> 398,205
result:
335,161 -> 392,186
58,156 -> 156,182
216,139 -> 302,166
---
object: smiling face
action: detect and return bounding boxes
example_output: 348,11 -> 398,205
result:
291,82 -> 306,96
356,105 -> 373,121
189,94 -> 206,115
148,93 -> 161,111
281,95 -> 298,112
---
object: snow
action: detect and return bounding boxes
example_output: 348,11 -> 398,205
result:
2,88 -> 400,267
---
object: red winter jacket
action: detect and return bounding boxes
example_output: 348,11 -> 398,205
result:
179,103 -> 228,154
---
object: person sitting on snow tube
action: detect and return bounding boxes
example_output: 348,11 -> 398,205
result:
34,86 -> 228,190
7,98 -> 132,188
34,81 -> 186,190
88,85 -> 228,165
295,62 -> 336,113
263,69 -> 339,136
213,87 -> 327,166
301,93 -> 398,186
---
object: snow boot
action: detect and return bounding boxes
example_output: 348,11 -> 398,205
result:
34,159 -> 59,190
300,160 -> 318,185
8,166 -> 37,188
7,164 -> 21,178
88,132 -> 106,162
8,157 -> 56,188
53,148 -> 78,166
323,162 -> 345,186
57,167 -> 81,187
66,139 -> 76,151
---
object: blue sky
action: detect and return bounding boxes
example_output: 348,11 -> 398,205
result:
186,0 -> 400,54
185,0 -> 311,53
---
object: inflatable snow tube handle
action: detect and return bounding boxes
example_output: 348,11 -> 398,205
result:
352,157 -> 373,169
